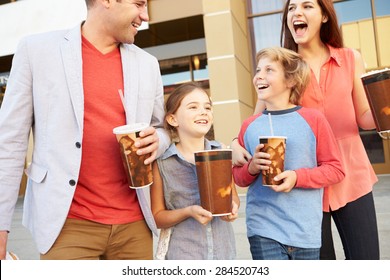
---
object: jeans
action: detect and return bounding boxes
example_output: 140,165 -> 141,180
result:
248,235 -> 320,260
320,192 -> 380,260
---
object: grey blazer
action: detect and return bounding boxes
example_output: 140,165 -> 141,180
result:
0,24 -> 169,254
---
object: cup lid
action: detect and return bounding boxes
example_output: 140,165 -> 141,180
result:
361,68 -> 390,78
194,148 -> 233,154
113,123 -> 149,134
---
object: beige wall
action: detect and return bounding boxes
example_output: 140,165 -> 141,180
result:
148,0 -> 203,23
377,17 -> 390,68
341,16 -> 390,70
202,0 -> 255,146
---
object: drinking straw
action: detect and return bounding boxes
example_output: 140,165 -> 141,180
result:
268,113 -> 274,136
118,89 -> 127,115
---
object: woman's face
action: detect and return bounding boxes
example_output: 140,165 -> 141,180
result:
286,0 -> 327,47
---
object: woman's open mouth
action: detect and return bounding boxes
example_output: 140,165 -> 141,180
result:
293,20 -> 308,36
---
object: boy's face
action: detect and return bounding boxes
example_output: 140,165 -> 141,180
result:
253,57 -> 292,109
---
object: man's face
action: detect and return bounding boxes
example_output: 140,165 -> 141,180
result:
106,0 -> 149,45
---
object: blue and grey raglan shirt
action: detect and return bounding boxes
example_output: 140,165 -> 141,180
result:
233,106 -> 344,248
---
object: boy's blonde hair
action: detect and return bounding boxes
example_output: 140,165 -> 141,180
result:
255,47 -> 310,105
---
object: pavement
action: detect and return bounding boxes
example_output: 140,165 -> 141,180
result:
6,174 -> 390,260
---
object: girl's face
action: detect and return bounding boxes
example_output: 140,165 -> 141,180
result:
168,89 -> 213,139
253,57 -> 292,109
286,0 -> 327,47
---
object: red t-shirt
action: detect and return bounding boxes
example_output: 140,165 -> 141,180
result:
67,37 -> 143,224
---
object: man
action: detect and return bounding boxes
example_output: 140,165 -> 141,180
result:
0,0 -> 169,260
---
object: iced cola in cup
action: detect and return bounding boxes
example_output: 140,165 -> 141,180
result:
113,123 -> 153,189
361,68 -> 390,136
195,149 -> 233,216
259,136 -> 287,186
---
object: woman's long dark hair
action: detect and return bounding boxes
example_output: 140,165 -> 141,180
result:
280,0 -> 343,52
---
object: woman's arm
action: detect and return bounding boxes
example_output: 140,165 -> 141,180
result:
231,138 -> 252,166
150,161 -> 212,229
351,48 -> 376,130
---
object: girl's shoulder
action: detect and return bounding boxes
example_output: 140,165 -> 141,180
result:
158,142 -> 178,160
207,139 -> 223,150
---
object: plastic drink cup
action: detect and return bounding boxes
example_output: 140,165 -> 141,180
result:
113,123 -> 153,189
194,149 -> 233,216
361,68 -> 390,139
259,136 -> 287,186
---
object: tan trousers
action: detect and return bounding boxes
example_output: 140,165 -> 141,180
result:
41,218 -> 152,260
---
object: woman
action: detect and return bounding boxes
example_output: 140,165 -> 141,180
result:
233,0 -> 380,260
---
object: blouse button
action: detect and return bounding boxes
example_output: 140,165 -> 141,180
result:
69,180 -> 76,186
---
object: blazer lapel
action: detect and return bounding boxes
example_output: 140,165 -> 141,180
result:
60,25 -> 84,131
120,44 -> 138,124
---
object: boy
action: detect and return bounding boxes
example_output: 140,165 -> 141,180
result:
232,47 -> 345,260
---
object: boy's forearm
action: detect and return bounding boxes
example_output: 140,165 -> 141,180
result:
232,162 -> 258,187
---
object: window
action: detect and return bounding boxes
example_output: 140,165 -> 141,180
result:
159,54 -> 208,93
248,0 -> 284,14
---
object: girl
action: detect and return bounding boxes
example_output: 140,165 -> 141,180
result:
151,82 -> 239,260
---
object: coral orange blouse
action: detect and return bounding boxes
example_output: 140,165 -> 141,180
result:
301,45 -> 378,212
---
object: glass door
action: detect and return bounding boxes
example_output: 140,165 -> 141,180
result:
361,130 -> 390,174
